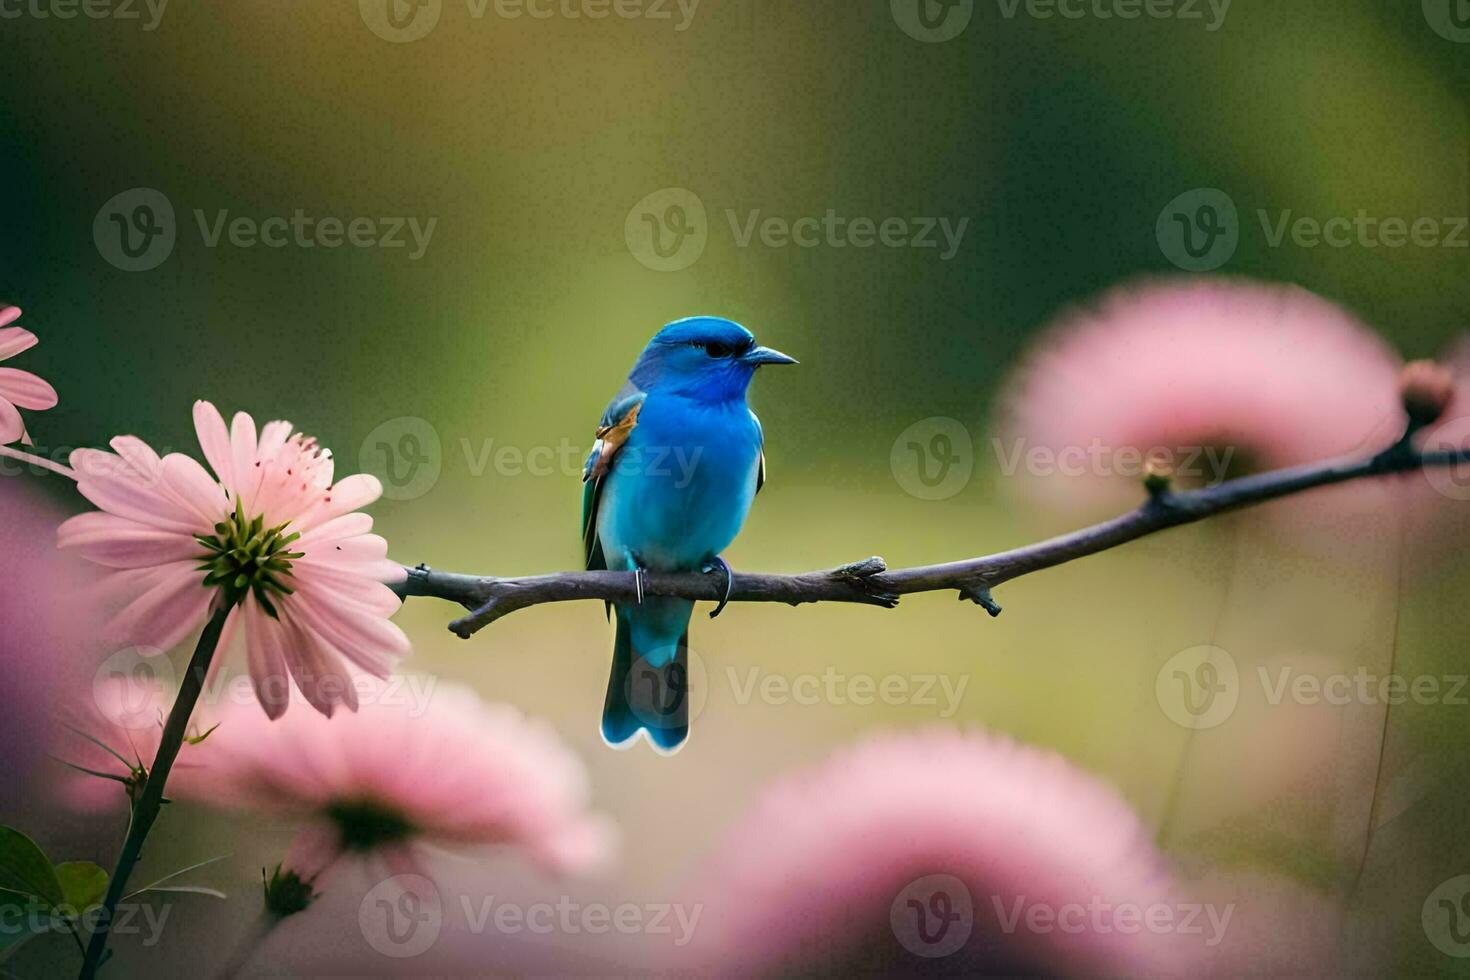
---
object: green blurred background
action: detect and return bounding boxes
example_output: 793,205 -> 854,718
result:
4,0 -> 1470,974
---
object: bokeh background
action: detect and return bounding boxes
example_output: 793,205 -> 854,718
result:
3,0 -> 1470,974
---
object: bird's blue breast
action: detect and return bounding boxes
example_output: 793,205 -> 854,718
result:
597,392 -> 762,572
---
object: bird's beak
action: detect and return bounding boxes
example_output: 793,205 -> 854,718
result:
742,345 -> 798,366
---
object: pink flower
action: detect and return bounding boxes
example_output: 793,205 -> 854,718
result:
997,278 -> 1404,515
175,680 -> 615,892
57,400 -> 410,719
680,728 -> 1188,976
0,306 -> 59,445
1,481 -> 97,796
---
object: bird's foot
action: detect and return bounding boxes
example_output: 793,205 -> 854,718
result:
701,556 -> 735,619
622,550 -> 650,605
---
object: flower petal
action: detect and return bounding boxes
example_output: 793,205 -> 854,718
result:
103,561 -> 212,650
192,400 -> 234,487
230,411 -> 258,489
296,474 -> 383,529
57,512 -> 201,568
0,326 -> 37,360
0,397 -> 22,444
244,601 -> 292,720
295,512 -> 373,546
70,448 -> 203,533
109,436 -> 163,476
0,368 -> 57,410
283,820 -> 345,883
278,612 -> 355,717
161,454 -> 230,525
0,307 -> 20,329
291,594 -> 404,674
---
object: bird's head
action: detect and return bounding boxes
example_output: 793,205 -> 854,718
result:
629,316 -> 797,401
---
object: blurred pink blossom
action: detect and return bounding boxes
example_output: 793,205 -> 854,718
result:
997,278 -> 1404,516
0,481 -> 97,799
175,680 -> 616,893
0,306 -> 58,446
679,728 -> 1189,976
54,674 -> 222,815
57,400 -> 410,719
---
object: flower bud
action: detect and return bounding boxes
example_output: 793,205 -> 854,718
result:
1399,359 -> 1455,428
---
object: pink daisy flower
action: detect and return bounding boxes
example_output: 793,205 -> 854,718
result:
175,680 -> 615,894
680,729 -> 1189,976
0,305 -> 59,445
57,400 -> 410,719
997,278 -> 1404,515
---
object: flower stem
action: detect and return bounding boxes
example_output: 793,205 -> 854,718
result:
78,608 -> 230,979
0,443 -> 76,480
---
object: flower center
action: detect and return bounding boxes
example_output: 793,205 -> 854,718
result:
326,798 -> 417,852
195,498 -> 303,616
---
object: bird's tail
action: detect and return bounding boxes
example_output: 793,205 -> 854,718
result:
602,599 -> 693,753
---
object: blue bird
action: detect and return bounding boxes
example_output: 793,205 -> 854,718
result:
582,316 -> 796,753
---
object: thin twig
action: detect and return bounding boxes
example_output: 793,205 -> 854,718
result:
394,438 -> 1470,639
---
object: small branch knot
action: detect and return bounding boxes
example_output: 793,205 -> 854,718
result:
958,583 -> 1002,617
833,556 -> 887,579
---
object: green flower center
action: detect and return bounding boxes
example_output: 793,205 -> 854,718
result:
194,499 -> 303,617
327,798 -> 417,852
262,863 -> 317,919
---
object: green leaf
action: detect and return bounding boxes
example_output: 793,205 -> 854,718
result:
54,862 -> 108,911
0,827 -> 63,908
185,723 -> 220,746
131,884 -> 226,900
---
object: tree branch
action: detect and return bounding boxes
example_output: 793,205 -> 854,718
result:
394,437 -> 1470,640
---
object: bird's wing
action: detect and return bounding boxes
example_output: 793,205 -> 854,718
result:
581,381 -> 646,571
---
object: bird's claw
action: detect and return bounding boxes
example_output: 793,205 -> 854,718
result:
702,557 -> 735,619
634,566 -> 647,605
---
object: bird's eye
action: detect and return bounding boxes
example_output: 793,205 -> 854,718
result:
703,341 -> 732,359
